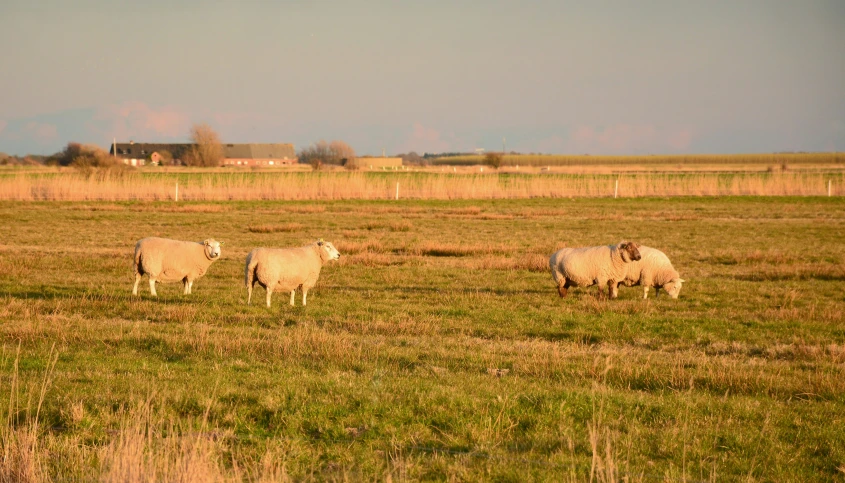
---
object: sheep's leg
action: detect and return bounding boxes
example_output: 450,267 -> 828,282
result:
289,290 -> 296,306
608,280 -> 619,299
643,286 -> 649,299
654,287 -> 660,298
187,280 -> 194,295
183,279 -> 190,295
133,274 -> 141,296
302,288 -> 308,306
595,280 -> 606,299
149,278 -> 158,297
265,283 -> 275,308
247,284 -> 253,305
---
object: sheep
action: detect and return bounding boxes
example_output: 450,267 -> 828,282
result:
616,246 -> 685,299
245,239 -> 341,307
549,241 -> 642,299
132,237 -> 222,296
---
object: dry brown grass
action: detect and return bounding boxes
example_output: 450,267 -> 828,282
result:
362,220 -> 413,232
2,171 -> 842,200
247,223 -> 304,234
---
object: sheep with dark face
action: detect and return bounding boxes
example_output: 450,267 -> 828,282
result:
245,239 -> 341,307
617,245 -> 685,299
132,237 -> 222,296
549,241 -> 642,298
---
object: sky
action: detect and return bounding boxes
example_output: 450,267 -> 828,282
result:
1,0 -> 843,156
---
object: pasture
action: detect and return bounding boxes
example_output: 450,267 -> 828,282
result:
1,196 -> 844,481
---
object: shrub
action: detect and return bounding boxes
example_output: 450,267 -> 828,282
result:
484,152 -> 503,169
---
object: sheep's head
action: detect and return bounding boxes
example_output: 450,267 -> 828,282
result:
618,241 -> 642,262
663,278 -> 685,299
203,239 -> 222,259
317,239 -> 341,262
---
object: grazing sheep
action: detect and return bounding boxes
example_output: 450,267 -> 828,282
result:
549,241 -> 642,299
245,239 -> 341,307
617,246 -> 685,299
133,237 -> 222,296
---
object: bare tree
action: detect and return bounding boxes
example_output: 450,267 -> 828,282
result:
298,140 -> 357,170
484,152 -> 503,169
185,123 -> 224,167
330,140 -> 356,164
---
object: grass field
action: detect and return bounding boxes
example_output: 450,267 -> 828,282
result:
1,197 -> 844,481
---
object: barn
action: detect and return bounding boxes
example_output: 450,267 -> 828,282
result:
110,142 -> 297,167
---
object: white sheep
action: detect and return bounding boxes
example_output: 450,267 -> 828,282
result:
549,241 -> 642,299
245,239 -> 341,307
617,245 -> 685,299
132,237 -> 222,296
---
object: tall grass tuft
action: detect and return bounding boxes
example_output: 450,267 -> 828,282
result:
1,344 -> 58,483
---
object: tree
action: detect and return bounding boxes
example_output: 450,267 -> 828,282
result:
484,152 -> 503,169
399,151 -> 424,165
153,150 -> 173,166
298,140 -> 357,170
51,142 -> 120,168
330,140 -> 356,165
184,123 -> 224,167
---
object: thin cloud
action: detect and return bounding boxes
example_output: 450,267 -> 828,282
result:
21,121 -> 59,143
566,124 -> 693,154
93,102 -> 191,141
400,123 -> 453,154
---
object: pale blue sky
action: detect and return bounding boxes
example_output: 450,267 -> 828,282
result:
1,0 -> 843,156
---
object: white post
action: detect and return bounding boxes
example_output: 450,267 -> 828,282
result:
175,182 -> 179,202
828,179 -> 832,197
395,182 -> 399,200
614,178 -> 619,199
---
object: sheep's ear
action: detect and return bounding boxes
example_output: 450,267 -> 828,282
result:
317,238 -> 324,246
219,241 -> 225,246
203,239 -> 210,246
677,278 -> 686,283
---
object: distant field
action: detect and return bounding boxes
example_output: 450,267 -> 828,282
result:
1,197 -> 844,481
429,152 -> 845,167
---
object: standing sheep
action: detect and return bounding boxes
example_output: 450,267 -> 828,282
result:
549,241 -> 642,299
245,239 -> 341,307
132,237 -> 222,296
616,246 -> 685,299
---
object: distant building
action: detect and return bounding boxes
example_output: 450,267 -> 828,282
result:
357,156 -> 403,169
109,142 -> 297,167
220,143 -> 297,167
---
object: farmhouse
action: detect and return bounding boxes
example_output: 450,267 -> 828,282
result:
221,143 -> 297,167
110,142 -> 297,167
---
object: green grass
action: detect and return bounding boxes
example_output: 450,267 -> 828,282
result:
1,197 -> 844,481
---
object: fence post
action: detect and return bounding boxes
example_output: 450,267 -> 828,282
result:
395,182 -> 399,200
175,182 -> 179,202
614,178 -> 619,199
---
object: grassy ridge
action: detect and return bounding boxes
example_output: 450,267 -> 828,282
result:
1,197 -> 844,481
